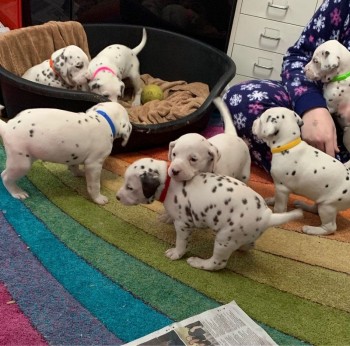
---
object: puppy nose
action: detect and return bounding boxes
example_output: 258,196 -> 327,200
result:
171,168 -> 180,176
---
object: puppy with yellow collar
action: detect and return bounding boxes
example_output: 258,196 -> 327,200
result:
253,106 -> 350,235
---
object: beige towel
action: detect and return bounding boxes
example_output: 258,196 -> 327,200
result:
0,21 -> 90,76
120,74 -> 210,124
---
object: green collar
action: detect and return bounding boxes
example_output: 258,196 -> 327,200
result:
331,71 -> 350,82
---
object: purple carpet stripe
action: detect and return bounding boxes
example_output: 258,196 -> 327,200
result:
0,212 -> 122,345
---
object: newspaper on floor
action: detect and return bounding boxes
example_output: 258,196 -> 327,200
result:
125,300 -> 277,346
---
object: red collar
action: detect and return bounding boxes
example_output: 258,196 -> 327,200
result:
158,173 -> 171,203
49,58 -> 60,76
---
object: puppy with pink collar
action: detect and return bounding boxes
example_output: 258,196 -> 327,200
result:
86,28 -> 147,105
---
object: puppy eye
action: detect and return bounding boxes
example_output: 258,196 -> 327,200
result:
75,62 -> 84,69
190,157 -> 197,163
172,152 -> 176,157
126,185 -> 133,191
102,93 -> 110,98
313,58 -> 319,64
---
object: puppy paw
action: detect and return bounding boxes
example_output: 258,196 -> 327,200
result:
187,257 -> 225,271
93,195 -> 109,205
165,248 -> 183,260
12,191 -> 29,200
302,225 -> 335,236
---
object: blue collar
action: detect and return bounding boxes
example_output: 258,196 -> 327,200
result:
96,109 -> 116,137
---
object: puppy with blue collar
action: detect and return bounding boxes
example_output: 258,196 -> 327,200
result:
0,102 -> 132,205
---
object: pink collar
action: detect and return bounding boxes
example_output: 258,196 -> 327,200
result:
92,66 -> 117,80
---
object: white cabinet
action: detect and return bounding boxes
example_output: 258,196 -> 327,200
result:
227,0 -> 321,84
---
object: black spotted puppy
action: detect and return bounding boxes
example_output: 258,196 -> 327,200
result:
0,102 -> 132,205
22,45 -> 90,90
117,157 -> 302,271
253,106 -> 350,236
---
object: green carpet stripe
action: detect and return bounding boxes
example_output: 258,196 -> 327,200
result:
26,161 -> 350,346
43,162 -> 350,314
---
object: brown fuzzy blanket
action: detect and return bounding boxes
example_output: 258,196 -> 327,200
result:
0,21 -> 90,76
120,74 -> 210,124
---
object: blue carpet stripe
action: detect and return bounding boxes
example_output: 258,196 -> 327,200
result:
0,212 -> 122,345
0,182 -> 172,343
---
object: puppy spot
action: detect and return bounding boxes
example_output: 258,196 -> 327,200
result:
242,198 -> 247,205
29,129 -> 34,137
314,170 -> 317,174
212,186 -> 217,193
343,189 -> 347,194
325,184 -> 329,188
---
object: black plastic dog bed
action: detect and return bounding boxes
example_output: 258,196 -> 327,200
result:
0,23 -> 235,152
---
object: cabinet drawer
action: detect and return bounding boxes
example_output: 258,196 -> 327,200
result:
241,0 -> 317,26
235,14 -> 304,54
231,45 -> 284,80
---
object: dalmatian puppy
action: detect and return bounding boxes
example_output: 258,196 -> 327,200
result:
168,97 -> 251,183
252,106 -> 350,235
22,45 -> 90,90
86,28 -> 147,106
0,102 -> 132,205
304,40 -> 350,150
116,157 -> 302,271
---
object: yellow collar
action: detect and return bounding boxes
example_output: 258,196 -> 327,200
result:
271,137 -> 302,154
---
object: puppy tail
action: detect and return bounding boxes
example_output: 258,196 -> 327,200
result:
132,28 -> 147,55
213,97 -> 237,137
267,208 -> 303,228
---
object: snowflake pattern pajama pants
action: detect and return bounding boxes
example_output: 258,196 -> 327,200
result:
223,79 -> 350,172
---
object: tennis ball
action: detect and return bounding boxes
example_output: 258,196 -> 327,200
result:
141,84 -> 164,104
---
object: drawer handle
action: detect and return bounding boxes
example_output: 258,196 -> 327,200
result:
254,63 -> 274,71
267,2 -> 289,11
260,33 -> 281,41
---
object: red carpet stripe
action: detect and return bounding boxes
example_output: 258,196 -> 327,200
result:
0,282 -> 47,345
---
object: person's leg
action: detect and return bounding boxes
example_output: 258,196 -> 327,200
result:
223,79 -> 292,172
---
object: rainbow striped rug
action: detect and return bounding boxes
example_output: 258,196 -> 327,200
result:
0,138 -> 350,345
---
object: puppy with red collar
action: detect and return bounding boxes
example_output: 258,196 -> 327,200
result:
86,28 -> 147,106
116,157 -> 302,271
22,45 -> 90,91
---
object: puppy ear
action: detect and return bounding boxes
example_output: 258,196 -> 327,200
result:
168,140 -> 177,161
53,50 -> 69,80
208,145 -> 220,172
120,123 -> 132,146
140,172 -> 160,199
320,50 -> 339,71
294,112 -> 304,127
